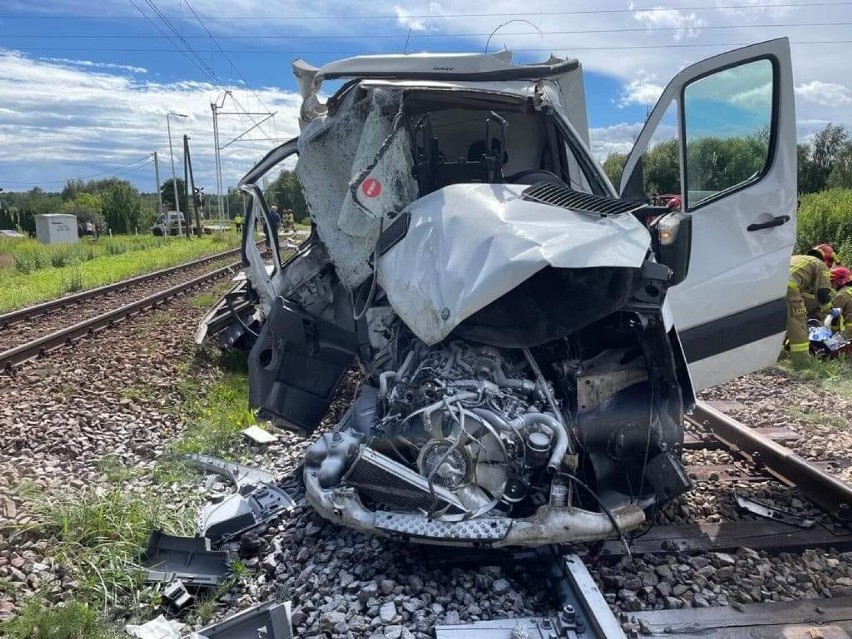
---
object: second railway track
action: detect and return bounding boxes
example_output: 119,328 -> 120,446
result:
0,245 -> 245,331
0,257 -> 242,371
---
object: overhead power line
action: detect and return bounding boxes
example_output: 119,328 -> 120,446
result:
1,1 -> 851,20
2,155 -> 154,186
9,39 -> 852,54
7,21 -> 852,39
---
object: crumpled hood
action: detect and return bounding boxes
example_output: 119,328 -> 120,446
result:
377,183 -> 651,345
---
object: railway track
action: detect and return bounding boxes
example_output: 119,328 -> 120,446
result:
0,260 -> 240,371
583,400 -> 852,638
0,246 -> 243,330
382,398 -> 852,638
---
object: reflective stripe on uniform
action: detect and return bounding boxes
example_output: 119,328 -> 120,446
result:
789,342 -> 810,353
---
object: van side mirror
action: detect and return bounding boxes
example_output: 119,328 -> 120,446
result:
651,211 -> 692,286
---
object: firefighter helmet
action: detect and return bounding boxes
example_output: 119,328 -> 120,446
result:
831,266 -> 852,288
809,244 -> 837,267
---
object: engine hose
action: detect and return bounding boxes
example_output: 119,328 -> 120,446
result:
522,348 -> 574,460
512,412 -> 569,475
399,392 -> 479,427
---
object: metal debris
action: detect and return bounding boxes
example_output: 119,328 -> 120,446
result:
177,453 -> 275,487
242,425 -> 277,444
162,579 -> 193,610
185,600 -> 293,639
199,483 -> 295,543
735,493 -> 817,529
142,530 -> 230,588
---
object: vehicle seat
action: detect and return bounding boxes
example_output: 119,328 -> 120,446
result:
467,138 -> 509,165
504,169 -> 568,187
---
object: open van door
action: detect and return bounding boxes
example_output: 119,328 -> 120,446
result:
619,38 -> 796,390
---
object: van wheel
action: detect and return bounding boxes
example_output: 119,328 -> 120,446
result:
152,228 -> 164,236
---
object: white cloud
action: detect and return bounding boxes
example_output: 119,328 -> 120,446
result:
796,81 -> 852,108
589,122 -> 644,160
618,74 -> 664,108
0,49 -> 301,191
39,57 -> 148,74
730,82 -> 773,110
394,6 -> 428,32
631,5 -> 706,41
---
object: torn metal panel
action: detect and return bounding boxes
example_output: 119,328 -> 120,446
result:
194,280 -> 255,347
735,493 -> 816,529
186,601 -> 292,639
199,484 -> 295,543
142,530 -> 230,588
177,453 -> 276,488
377,183 -> 650,345
295,88 -> 416,289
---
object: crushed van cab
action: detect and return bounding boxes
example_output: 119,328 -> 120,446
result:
202,39 -> 797,547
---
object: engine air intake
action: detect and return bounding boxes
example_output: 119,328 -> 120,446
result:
521,183 -> 647,217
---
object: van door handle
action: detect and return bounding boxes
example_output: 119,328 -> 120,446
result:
747,215 -> 790,231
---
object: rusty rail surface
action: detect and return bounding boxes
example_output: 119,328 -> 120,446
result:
0,262 -> 239,371
0,246 -> 244,329
688,401 -> 852,521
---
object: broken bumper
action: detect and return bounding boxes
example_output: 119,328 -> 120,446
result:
304,471 -> 645,547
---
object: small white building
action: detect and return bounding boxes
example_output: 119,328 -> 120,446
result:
35,214 -> 79,245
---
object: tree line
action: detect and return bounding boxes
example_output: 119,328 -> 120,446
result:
601,123 -> 852,197
0,179 -> 157,236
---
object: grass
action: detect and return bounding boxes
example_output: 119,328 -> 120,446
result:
169,350 -> 253,457
193,560 -> 248,624
0,236 -> 171,275
119,382 -> 157,402
18,487 -> 195,614
188,291 -> 218,309
95,455 -> 138,484
2,599 -> 113,639
0,233 -> 239,313
776,353 -> 852,399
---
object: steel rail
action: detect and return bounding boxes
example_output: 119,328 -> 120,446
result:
688,401 -> 852,521
0,262 -> 239,371
0,246 -> 244,329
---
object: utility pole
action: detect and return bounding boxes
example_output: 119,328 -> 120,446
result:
153,151 -> 163,218
182,135 -> 192,238
166,112 -> 188,236
211,92 -> 227,220
184,134 -> 203,237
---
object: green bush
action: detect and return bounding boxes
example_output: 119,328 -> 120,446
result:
13,245 -> 50,274
796,189 -> 852,262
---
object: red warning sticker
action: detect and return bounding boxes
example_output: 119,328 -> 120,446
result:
362,178 -> 382,198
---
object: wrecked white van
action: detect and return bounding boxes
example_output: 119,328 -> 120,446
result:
204,38 -> 796,546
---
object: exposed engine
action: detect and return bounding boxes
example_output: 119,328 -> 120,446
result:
302,312 -> 691,547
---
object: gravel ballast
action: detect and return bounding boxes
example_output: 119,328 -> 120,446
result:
2,292 -> 850,638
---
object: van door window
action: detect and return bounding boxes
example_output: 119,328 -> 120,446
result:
683,58 -> 773,209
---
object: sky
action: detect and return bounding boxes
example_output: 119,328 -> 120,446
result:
1,0 -> 852,196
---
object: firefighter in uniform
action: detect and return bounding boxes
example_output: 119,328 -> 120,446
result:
800,244 -> 838,314
787,245 -> 836,367
827,266 -> 852,339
